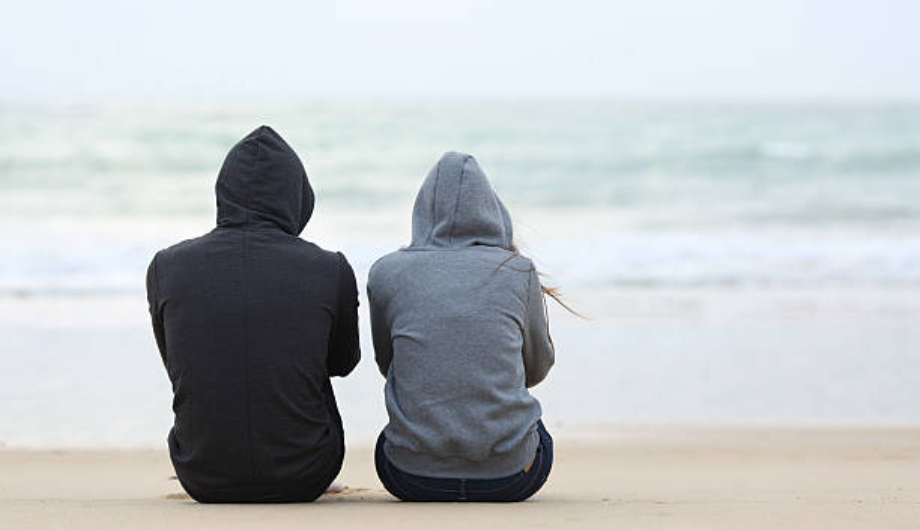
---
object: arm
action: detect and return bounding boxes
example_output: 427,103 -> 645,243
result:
327,253 -> 361,377
145,254 -> 168,372
522,267 -> 555,388
367,266 -> 394,377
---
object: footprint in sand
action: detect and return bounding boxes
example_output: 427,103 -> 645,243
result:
325,486 -> 376,495
164,492 -> 191,500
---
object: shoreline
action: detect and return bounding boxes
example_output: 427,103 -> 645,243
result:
7,421 -> 920,451
2,426 -> 919,529
2,286 -> 919,448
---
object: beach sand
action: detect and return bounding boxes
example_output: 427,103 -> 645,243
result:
2,426 -> 918,529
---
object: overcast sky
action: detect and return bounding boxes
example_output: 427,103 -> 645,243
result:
2,0 -> 918,99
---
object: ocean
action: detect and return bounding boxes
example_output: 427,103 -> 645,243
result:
1,100 -> 919,447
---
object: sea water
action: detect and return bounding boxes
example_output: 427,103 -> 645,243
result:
1,100 -> 918,446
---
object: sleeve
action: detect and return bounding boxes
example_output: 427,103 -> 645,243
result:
522,267 -> 555,388
327,252 -> 361,377
145,253 -> 169,372
367,265 -> 394,378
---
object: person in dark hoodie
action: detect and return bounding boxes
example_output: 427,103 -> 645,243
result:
367,152 -> 556,502
145,126 -> 359,503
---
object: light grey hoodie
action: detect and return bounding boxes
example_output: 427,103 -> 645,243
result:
367,152 -> 555,479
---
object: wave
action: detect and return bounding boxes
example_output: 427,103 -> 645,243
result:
3,227 -> 919,297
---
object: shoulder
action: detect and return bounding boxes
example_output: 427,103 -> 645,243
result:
285,238 -> 351,272
150,234 -> 208,270
487,248 -> 535,277
504,252 -> 535,272
294,238 -> 338,259
368,251 -> 396,279
367,250 -> 409,289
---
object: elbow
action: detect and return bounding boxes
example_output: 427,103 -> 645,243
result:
525,374 -> 545,388
525,370 -> 547,388
329,349 -> 360,378
525,356 -> 555,388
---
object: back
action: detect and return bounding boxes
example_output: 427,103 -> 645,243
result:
367,152 -> 554,479
145,126 -> 359,499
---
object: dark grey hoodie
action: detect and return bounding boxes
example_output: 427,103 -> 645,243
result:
367,152 -> 555,479
146,126 -> 359,502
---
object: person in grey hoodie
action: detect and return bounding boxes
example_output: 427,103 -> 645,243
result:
367,152 -> 555,502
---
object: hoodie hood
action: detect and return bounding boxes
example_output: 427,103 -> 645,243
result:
410,152 -> 512,249
216,126 -> 314,235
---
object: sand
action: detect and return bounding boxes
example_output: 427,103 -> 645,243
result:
2,426 -> 919,529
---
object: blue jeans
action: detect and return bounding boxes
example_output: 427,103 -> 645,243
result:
374,421 -> 553,502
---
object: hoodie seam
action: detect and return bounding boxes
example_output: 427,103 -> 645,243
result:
241,133 -> 261,479
446,155 -> 470,246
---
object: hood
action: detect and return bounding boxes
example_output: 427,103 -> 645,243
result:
410,152 -> 513,249
215,126 -> 314,235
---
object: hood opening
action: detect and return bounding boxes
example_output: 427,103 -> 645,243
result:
215,126 -> 314,235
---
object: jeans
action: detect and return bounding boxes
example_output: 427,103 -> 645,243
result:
375,421 -> 553,502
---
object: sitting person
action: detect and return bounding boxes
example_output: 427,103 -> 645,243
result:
145,126 -> 359,503
367,152 -> 557,502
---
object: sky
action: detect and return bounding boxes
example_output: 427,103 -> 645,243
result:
1,0 -> 918,100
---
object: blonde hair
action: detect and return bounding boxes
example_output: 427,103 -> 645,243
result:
506,242 -> 582,318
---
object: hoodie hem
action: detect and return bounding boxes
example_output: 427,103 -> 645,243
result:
382,428 -> 539,480
173,439 -> 344,503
